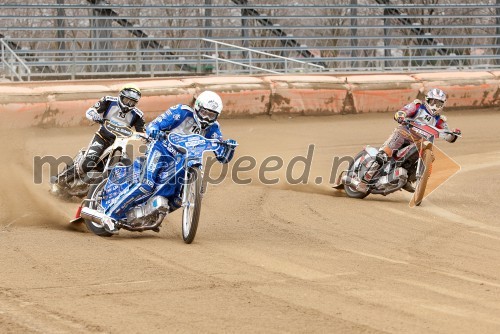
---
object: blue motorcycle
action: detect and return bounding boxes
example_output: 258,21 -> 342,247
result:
75,132 -> 236,243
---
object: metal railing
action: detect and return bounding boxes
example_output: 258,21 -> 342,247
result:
0,38 -> 31,81
200,38 -> 325,75
0,2 -> 499,81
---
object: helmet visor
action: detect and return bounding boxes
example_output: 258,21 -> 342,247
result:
427,98 -> 445,109
121,96 -> 138,108
198,107 -> 219,122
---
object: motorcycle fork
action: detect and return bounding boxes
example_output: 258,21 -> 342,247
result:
411,139 -> 431,179
416,145 -> 424,179
103,147 -> 127,173
181,162 -> 190,206
181,159 -> 203,206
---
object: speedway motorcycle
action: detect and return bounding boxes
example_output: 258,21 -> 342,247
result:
74,132 -> 237,243
50,120 -> 142,199
334,120 -> 460,206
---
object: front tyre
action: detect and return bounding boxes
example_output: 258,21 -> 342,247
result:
83,180 -> 113,237
181,166 -> 202,244
413,149 -> 433,206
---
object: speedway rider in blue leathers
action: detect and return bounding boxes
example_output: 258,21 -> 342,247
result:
101,91 -> 237,234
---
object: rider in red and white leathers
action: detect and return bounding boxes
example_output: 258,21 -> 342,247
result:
371,88 -> 461,171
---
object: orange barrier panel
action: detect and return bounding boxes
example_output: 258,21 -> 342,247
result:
0,73 -> 498,128
411,72 -> 498,109
181,76 -> 271,117
0,86 -> 48,128
264,75 -> 347,115
344,74 -> 423,113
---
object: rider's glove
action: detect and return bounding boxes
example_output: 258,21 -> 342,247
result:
394,111 -> 406,124
87,109 -> 103,123
149,129 -> 160,140
217,139 -> 237,164
92,113 -> 103,123
446,128 -> 461,143
224,139 -> 238,148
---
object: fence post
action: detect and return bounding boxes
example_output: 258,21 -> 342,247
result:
215,42 -> 219,75
9,54 -> 14,81
136,40 -> 140,74
71,39 -> 76,80
197,39 -> 201,74
1,41 -> 4,80
408,46 -> 412,72
249,52 -> 252,75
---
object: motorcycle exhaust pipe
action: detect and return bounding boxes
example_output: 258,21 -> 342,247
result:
341,174 -> 360,187
341,174 -> 369,193
80,206 -> 107,224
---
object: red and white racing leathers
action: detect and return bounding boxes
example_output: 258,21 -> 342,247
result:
381,99 -> 458,156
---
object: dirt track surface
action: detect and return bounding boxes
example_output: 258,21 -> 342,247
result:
1,110 -> 499,333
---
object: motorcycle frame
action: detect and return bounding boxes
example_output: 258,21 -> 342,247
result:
343,122 -> 443,193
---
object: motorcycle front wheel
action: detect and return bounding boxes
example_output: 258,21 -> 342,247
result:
413,148 -> 433,206
181,166 -> 202,244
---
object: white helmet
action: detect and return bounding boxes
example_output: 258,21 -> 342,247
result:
424,88 -> 447,116
193,91 -> 223,129
118,83 -> 141,113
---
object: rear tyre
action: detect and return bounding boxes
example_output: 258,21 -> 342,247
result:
344,152 -> 370,199
83,180 -> 113,237
413,149 -> 433,206
181,167 -> 202,244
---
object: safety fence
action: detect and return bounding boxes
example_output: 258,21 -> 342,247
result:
1,71 -> 498,128
0,1 -> 499,81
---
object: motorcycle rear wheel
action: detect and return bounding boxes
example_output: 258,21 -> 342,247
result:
83,180 -> 113,237
413,149 -> 433,206
181,166 -> 202,244
344,152 -> 370,199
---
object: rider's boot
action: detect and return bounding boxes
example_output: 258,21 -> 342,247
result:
53,164 -> 78,187
363,151 -> 388,182
168,195 -> 183,213
50,166 -> 77,195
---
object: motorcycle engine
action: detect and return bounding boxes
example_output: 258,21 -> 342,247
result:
376,167 -> 408,188
126,196 -> 170,222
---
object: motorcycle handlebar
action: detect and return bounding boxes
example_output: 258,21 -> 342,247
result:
403,120 -> 461,138
145,131 -> 238,147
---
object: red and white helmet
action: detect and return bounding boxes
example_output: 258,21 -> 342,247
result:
193,91 -> 223,129
424,88 -> 447,116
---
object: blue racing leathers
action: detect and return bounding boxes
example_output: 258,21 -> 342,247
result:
106,104 -> 235,219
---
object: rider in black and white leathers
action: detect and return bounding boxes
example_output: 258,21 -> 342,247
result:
54,84 -> 145,187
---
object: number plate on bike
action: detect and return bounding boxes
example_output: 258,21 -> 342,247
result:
104,121 -> 133,137
409,123 -> 438,140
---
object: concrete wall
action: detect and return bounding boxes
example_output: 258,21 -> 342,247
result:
0,72 -> 498,128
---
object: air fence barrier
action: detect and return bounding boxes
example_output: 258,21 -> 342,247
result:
0,72 -> 498,128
